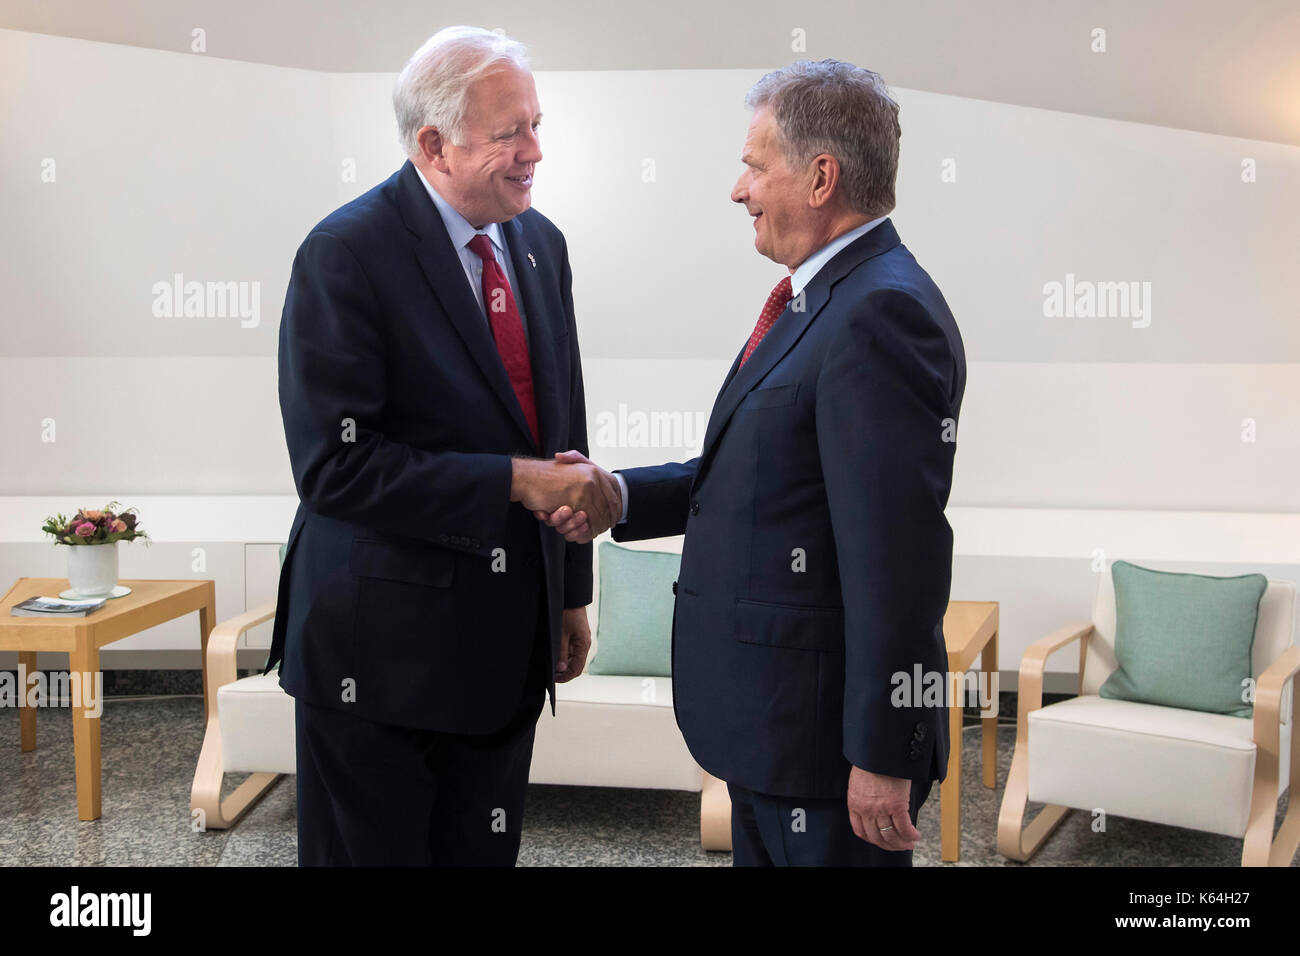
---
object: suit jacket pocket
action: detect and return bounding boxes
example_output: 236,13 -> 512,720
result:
350,538 -> 454,588
738,383 -> 798,410
734,598 -> 844,652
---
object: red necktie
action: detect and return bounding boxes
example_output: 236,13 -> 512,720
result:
739,275 -> 793,368
467,233 -> 540,447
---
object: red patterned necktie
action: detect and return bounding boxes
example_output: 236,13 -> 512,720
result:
739,275 -> 794,368
467,233 -> 540,446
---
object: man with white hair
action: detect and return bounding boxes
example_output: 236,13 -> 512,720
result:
545,60 -> 966,866
268,26 -> 620,865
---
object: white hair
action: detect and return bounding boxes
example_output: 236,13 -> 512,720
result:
393,26 -> 530,155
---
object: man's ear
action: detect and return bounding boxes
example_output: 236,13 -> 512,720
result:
808,153 -> 840,209
417,126 -> 451,173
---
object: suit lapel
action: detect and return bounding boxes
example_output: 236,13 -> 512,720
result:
698,219 -> 903,465
396,161 -> 539,450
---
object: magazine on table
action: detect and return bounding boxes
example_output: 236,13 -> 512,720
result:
10,596 -> 108,617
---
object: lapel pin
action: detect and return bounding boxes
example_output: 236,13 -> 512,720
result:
527,252 -> 537,268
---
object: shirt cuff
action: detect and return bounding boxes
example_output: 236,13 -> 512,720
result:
614,472 -> 629,524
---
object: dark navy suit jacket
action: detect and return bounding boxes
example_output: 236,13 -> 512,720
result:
266,160 -> 592,734
613,220 -> 965,799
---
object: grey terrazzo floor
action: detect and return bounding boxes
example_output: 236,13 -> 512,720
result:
0,695 -> 1292,866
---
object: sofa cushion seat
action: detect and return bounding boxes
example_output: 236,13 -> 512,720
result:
552,673 -> 674,707
216,670 -> 696,788
217,671 -> 297,774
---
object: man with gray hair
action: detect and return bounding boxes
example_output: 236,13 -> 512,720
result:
545,60 -> 966,866
269,26 -> 620,865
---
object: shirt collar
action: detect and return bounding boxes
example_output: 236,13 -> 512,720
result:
414,165 -> 508,261
789,215 -> 888,296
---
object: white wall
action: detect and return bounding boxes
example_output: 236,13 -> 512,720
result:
2,28 -> 1298,677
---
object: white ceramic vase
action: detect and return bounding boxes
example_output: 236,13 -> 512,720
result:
67,541 -> 119,597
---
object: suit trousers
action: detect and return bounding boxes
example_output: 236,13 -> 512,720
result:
727,776 -> 933,867
294,609 -> 550,867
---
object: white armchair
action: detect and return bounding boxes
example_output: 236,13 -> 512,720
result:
997,565 -> 1299,866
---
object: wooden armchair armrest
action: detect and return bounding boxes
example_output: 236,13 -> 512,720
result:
1014,621 -> 1094,717
1244,645 -> 1300,866
191,600 -> 280,831
202,601 -> 277,714
996,620 -> 1093,861
1253,645 -> 1300,732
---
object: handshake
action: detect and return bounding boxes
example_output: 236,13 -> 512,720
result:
509,450 -> 618,545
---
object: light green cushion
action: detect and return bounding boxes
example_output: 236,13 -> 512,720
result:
589,541 -> 680,677
1099,560 -> 1267,717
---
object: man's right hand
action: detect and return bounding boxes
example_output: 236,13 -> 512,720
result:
510,453 -> 621,536
531,450 -> 614,544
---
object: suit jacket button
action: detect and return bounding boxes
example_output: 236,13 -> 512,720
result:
690,500 -> 700,516
915,722 -> 928,739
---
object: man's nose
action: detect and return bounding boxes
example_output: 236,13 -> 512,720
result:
519,127 -> 543,164
730,177 -> 747,204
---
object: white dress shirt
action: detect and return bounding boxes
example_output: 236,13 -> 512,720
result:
414,165 -> 530,345
613,215 -> 888,523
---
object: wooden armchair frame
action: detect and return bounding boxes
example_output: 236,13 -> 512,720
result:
995,621 -> 1090,861
189,601 -> 283,830
1243,645 -> 1300,866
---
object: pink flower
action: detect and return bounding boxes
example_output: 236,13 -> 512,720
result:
82,510 -> 104,521
75,521 -> 96,536
110,518 -> 127,533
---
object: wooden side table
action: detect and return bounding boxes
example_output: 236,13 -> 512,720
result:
0,577 -> 216,821
939,600 -> 999,862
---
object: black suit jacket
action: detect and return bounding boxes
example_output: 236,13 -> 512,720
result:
266,160 -> 592,734
614,220 -> 965,798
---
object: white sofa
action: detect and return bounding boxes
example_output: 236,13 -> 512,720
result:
190,533 -> 716,840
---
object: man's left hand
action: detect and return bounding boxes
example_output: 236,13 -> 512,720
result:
556,606 -> 592,682
847,765 -> 921,851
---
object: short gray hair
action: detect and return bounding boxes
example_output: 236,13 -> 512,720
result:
745,59 -> 900,218
393,26 -> 530,155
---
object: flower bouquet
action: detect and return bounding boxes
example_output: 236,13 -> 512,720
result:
41,501 -> 150,597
